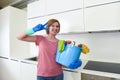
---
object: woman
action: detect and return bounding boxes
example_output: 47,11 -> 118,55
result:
17,19 -> 63,80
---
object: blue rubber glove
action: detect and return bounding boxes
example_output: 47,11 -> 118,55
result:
33,22 -> 49,32
26,22 -> 49,35
68,59 -> 82,69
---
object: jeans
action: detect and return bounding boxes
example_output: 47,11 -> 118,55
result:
37,74 -> 63,80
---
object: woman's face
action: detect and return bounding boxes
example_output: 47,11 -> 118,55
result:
49,22 -> 60,35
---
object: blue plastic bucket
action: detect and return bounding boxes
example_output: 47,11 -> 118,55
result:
56,44 -> 82,67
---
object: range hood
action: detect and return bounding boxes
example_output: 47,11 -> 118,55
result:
83,61 -> 120,74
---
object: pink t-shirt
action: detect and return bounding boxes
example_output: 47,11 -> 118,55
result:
35,35 -> 63,77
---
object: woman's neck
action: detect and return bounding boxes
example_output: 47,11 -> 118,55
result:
46,34 -> 58,41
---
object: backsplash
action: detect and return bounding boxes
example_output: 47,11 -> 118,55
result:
56,32 -> 120,63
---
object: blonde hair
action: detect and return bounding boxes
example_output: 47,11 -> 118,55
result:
46,19 -> 60,34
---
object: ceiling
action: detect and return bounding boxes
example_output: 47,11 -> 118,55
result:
0,0 -> 37,9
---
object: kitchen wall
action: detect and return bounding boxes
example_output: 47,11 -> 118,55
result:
29,31 -> 120,63
56,31 -> 120,63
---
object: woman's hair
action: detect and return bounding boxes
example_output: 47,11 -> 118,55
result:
46,19 -> 60,34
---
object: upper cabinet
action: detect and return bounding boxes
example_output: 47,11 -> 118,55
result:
84,0 -> 119,7
27,0 -> 84,33
28,0 -> 120,33
27,0 -> 83,18
0,6 -> 30,58
46,0 -> 83,14
27,0 -> 46,19
57,10 -> 84,33
28,9 -> 84,34
84,2 -> 120,31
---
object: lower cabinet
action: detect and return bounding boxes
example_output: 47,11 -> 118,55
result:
0,58 -> 21,80
0,58 -> 3,80
20,62 -> 37,80
63,70 -> 81,80
0,57 -> 37,80
0,57 -> 81,80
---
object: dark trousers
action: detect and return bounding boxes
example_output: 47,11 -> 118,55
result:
37,74 -> 63,80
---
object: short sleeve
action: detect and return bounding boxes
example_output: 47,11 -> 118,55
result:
35,35 -> 44,46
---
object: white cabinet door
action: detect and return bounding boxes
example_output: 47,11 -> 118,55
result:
1,58 -> 21,80
46,0 -> 83,14
84,2 -> 120,31
0,6 -> 29,59
84,0 -> 119,7
20,62 -> 37,80
27,0 -> 46,19
63,70 -> 80,80
0,58 -> 2,80
0,8 -> 10,58
28,0 -> 83,19
28,9 -> 84,34
57,10 -> 84,33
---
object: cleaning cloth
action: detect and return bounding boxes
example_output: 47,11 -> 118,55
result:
58,40 -> 65,52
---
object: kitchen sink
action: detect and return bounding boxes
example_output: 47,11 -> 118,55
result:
26,56 -> 38,61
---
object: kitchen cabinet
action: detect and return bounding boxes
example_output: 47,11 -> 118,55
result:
20,61 -> 37,80
84,2 -> 120,31
28,9 -> 84,34
84,0 -> 119,7
46,0 -> 83,14
57,9 -> 84,33
63,70 -> 81,80
0,58 -> 2,80
27,0 -> 46,19
0,58 -> 21,80
20,62 -> 81,80
27,0 -> 84,34
0,6 -> 30,58
0,56 -> 81,80
0,7 -> 9,57
27,0 -> 83,19
0,57 -> 37,80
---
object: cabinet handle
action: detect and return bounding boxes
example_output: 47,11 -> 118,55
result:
21,61 -> 36,65
10,59 -> 19,62
0,56 -> 8,59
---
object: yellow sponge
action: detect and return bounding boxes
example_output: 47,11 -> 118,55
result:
82,44 -> 90,54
